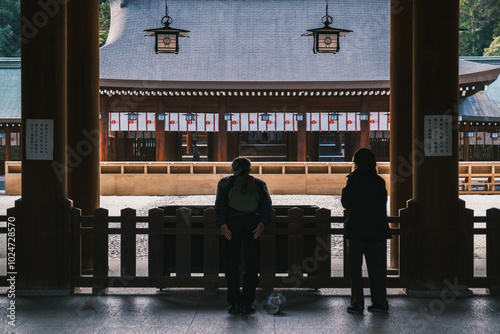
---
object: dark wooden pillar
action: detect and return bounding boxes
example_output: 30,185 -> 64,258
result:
360,98 -> 370,149
218,97 -> 228,161
19,0 -> 69,291
390,0 -> 413,269
155,97 -> 167,161
67,0 -> 100,214
100,96 -> 109,161
462,132 -> 470,161
164,132 -> 181,161
5,124 -> 11,163
297,98 -> 307,162
186,132 -> 193,154
411,0 -> 460,290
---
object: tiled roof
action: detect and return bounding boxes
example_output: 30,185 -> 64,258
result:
0,58 -> 21,119
460,76 -> 500,121
100,0 -> 391,83
100,0 -> 500,87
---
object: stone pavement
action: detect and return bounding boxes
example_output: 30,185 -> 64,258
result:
1,288 -> 499,334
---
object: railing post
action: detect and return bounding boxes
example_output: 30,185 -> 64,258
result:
121,208 -> 137,278
202,207 -> 218,295
287,207 -> 305,288
71,207 -> 82,290
93,208 -> 109,295
342,209 -> 350,283
148,208 -> 165,278
486,208 -> 500,295
260,208 -> 276,293
404,199 -> 417,293
175,207 -> 192,277
314,208 -> 331,284
458,199 -> 474,287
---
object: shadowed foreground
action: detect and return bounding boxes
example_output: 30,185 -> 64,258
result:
1,288 -> 499,334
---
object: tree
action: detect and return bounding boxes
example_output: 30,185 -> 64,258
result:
0,0 -> 21,57
484,35 -> 500,55
99,0 -> 110,47
459,0 -> 500,56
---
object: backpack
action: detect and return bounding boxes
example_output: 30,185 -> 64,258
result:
228,176 -> 260,213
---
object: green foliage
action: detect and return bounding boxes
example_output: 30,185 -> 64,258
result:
99,0 -> 110,47
459,0 -> 500,56
484,35 -> 500,55
0,0 -> 21,57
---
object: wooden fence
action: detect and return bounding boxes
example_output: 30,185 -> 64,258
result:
70,205 -> 406,292
0,203 -> 498,292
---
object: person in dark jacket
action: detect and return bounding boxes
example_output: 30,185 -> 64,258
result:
341,148 -> 391,314
215,157 -> 272,315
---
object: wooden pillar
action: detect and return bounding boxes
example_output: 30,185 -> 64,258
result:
360,98 -> 370,149
462,131 -> 470,161
5,124 -> 11,163
411,0 -> 460,290
218,97 -> 228,161
100,96 -> 109,161
19,0 -> 69,291
67,0 -> 100,215
297,98 -> 307,162
186,132 -> 193,154
155,97 -> 167,161
390,0 -> 413,269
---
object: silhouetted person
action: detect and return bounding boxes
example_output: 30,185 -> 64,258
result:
192,140 -> 200,161
341,148 -> 391,314
215,157 -> 272,315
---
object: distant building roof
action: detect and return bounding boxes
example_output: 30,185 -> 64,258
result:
0,58 -> 21,120
460,73 -> 500,121
100,0 -> 500,90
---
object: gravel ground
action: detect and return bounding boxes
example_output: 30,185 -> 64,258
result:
0,193 -> 498,259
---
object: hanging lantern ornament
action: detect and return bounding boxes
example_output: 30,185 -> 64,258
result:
144,0 -> 189,54
302,0 -> 352,54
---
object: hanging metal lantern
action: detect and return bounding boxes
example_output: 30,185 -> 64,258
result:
144,0 -> 189,54
302,0 -> 352,54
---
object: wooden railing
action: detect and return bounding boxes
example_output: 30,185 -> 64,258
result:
69,205 -> 405,291
7,161 -> 500,195
459,162 -> 500,194
0,203 -> 499,291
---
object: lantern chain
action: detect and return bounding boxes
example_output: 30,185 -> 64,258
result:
161,0 -> 173,27
322,0 -> 334,26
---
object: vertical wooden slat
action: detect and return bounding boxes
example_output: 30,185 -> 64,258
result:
342,209 -> 350,281
287,208 -> 304,287
93,208 -> 109,293
398,206 -> 408,287
486,208 -> 500,293
148,208 -> 165,277
202,208 -> 218,293
121,208 -> 137,278
260,208 -> 276,288
315,208 -> 331,279
176,207 -> 192,277
457,199 -> 474,286
71,207 -> 82,284
404,200 -> 417,292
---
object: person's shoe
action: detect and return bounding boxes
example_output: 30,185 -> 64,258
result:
228,303 -> 241,315
241,302 -> 256,315
367,302 -> 389,312
347,304 -> 364,314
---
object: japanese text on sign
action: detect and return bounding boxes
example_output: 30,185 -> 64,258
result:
424,115 -> 452,156
26,119 -> 54,160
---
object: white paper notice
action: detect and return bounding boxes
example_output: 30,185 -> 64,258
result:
424,115 -> 452,156
26,119 -> 54,160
